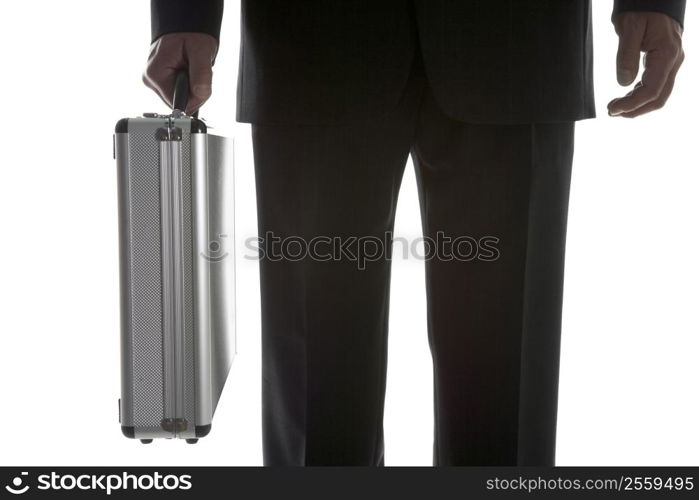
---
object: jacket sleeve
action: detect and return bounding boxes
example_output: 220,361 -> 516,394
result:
151,0 -> 224,44
613,0 -> 686,28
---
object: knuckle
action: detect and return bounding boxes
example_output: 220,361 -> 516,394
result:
649,87 -> 663,100
661,40 -> 683,60
652,97 -> 667,110
671,29 -> 683,44
143,64 -> 158,81
160,32 -> 182,44
655,46 -> 678,62
619,14 -> 639,32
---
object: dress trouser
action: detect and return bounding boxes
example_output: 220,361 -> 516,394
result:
251,53 -> 575,466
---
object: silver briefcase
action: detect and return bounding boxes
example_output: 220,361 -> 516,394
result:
114,72 -> 235,444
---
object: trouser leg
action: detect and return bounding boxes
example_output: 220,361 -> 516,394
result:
250,74 -> 424,465
412,91 -> 575,465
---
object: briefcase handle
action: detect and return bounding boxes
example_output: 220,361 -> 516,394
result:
172,69 -> 199,118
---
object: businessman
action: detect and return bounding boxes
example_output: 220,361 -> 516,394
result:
144,0 -> 685,466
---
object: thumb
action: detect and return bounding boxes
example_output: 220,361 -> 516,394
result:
186,57 -> 213,114
616,19 -> 645,86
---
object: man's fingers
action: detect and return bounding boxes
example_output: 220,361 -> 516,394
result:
609,47 -> 677,115
616,16 -> 645,85
142,33 -> 218,114
608,12 -> 684,118
617,53 -> 683,118
143,36 -> 186,109
184,40 -> 215,114
143,70 -> 176,109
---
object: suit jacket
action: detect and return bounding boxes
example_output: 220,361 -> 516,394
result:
151,0 -> 686,125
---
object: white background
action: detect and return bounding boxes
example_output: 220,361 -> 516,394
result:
0,1 -> 697,466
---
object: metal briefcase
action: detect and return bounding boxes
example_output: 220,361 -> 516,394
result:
114,72 -> 235,444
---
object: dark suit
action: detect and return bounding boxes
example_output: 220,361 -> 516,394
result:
153,0 -> 684,124
151,0 -> 686,465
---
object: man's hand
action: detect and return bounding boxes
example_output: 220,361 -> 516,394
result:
608,12 -> 684,118
143,32 -> 218,115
